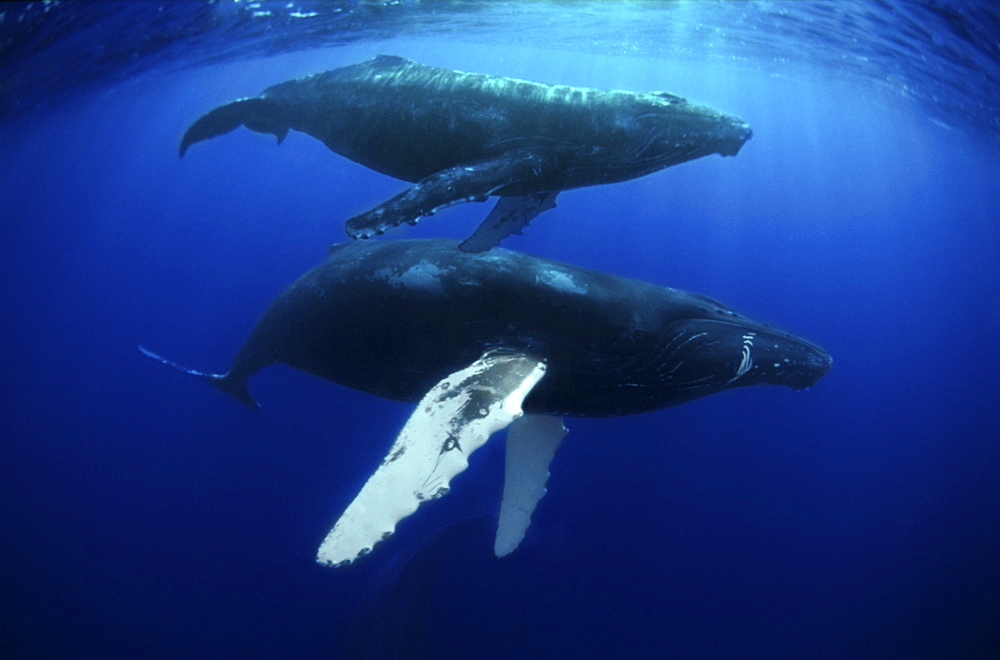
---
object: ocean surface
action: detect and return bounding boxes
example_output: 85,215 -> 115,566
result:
1,1 -> 998,657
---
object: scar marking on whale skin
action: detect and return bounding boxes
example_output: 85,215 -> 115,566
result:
371,262 -> 454,294
729,332 -> 756,383
535,269 -> 587,295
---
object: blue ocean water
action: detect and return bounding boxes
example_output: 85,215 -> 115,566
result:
1,1 -> 998,657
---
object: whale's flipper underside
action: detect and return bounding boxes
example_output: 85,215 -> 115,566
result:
460,191 -> 559,253
317,350 -> 547,567
344,149 -> 558,250
495,414 -> 567,557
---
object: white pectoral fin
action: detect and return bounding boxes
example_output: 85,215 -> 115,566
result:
316,350 -> 547,567
495,414 -> 567,558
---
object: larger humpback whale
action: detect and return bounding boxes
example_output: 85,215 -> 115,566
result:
180,55 -> 752,251
141,240 -> 830,566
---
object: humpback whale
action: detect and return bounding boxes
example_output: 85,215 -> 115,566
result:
180,56 -> 752,251
141,240 -> 830,566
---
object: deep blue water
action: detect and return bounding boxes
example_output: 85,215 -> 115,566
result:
2,2 -> 999,657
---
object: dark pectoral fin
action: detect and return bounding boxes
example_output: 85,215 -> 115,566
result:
459,191 -> 558,253
180,97 -> 289,157
344,150 -> 554,241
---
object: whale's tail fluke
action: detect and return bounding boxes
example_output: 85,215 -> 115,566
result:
138,345 -> 260,410
179,97 -> 289,157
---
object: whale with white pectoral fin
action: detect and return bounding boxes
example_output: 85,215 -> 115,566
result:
140,240 -> 830,566
180,55 -> 752,251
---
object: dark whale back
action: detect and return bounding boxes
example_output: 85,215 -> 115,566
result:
269,55 -> 750,187
178,57 -> 752,250
223,240 -> 830,417
183,55 -> 752,189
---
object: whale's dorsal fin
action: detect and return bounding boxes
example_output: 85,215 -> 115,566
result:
495,414 -> 567,557
317,350 -> 547,567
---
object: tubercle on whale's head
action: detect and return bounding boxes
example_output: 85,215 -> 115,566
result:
636,93 -> 753,161
717,116 -> 753,156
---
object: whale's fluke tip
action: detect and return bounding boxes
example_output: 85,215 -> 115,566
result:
138,344 -> 259,410
179,97 -> 286,158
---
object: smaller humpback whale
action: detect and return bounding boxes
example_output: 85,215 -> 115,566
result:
140,240 -> 830,566
180,55 -> 752,251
